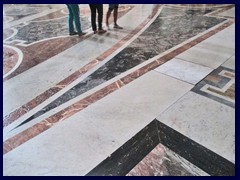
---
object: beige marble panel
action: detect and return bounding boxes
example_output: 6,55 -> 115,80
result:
155,58 -> 213,84
177,24 -> 235,69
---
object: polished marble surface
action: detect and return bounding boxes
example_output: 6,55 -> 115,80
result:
3,4 -> 235,176
5,16 -> 90,45
222,55 -> 235,70
3,5 -> 132,81
156,91 -> 235,163
3,4 -> 54,21
177,24 -> 235,69
3,46 -> 20,76
3,4 -> 148,117
218,7 -> 235,18
3,71 -> 193,154
14,6 -> 226,127
127,144 -> 208,176
192,66 -> 235,108
87,120 -> 233,176
154,58 -> 213,84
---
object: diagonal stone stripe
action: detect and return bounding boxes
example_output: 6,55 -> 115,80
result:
11,8 -> 226,129
3,20 -> 234,155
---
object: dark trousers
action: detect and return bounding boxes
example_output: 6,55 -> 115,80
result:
89,4 -> 103,31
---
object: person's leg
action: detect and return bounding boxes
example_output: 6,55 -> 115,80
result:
66,4 -> 76,35
96,4 -> 103,30
97,4 -> 106,33
113,5 -> 118,25
106,4 -> 114,27
89,4 -> 97,32
113,4 -> 123,29
70,4 -> 83,34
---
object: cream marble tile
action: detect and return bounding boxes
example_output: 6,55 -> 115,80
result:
3,71 -> 193,175
154,58 -> 213,84
222,55 -> 235,70
199,24 -> 235,52
156,91 -> 235,163
218,7 -> 235,18
177,24 -> 235,69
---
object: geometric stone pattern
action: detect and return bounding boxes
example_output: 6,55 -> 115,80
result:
86,120 -> 235,176
127,144 -> 209,176
15,7 -> 226,126
192,66 -> 235,108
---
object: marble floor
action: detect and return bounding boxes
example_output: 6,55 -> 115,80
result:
3,4 -> 235,176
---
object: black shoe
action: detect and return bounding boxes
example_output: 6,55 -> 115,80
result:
98,29 -> 107,34
114,25 -> 123,29
69,32 -> 78,36
78,32 -> 86,36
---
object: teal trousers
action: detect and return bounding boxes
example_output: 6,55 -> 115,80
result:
66,4 -> 82,33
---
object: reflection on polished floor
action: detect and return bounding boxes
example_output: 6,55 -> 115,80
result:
3,4 -> 235,176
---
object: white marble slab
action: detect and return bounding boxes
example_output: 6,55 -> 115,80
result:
3,4 -> 65,29
200,23 -> 235,51
156,91 -> 235,163
177,24 -> 235,69
222,55 -> 235,70
154,58 -> 213,84
3,71 -> 193,175
218,7 -> 235,18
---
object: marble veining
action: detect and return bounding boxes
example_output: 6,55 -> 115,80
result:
154,58 -> 213,85
127,144 -> 208,176
86,120 -> 234,176
4,16 -> 90,45
3,29 -> 14,41
4,20 -> 233,138
3,5 -> 133,81
16,7 -> 225,127
2,4 -> 235,176
86,120 -> 159,176
159,7 -> 214,18
3,4 -> 56,22
33,8 -> 68,21
3,5 -> 158,127
156,120 -> 235,176
3,16 -> 14,24
156,91 -> 235,163
3,46 -> 19,75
